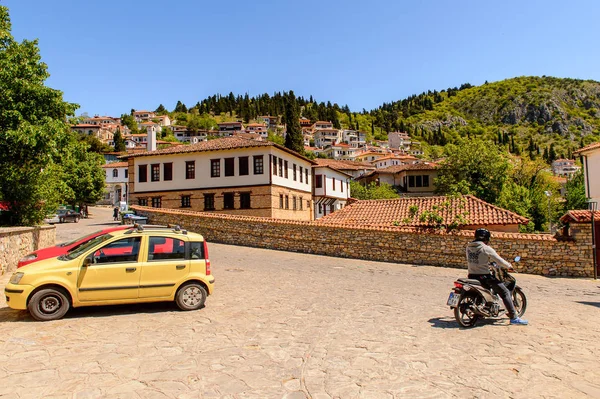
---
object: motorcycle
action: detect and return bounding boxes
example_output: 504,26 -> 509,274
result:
447,256 -> 527,328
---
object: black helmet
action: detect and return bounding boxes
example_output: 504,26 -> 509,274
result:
474,228 -> 491,242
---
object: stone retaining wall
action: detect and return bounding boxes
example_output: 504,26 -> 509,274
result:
133,206 -> 594,277
0,226 -> 55,274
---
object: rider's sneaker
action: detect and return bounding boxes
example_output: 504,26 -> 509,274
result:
510,317 -> 529,325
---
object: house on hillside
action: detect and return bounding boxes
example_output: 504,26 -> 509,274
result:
125,137 -> 316,221
315,195 -> 529,232
575,142 -> 600,206
314,128 -> 341,148
218,122 -> 244,135
356,163 -> 439,196
551,159 -> 580,178
312,165 -> 352,219
133,110 -> 156,123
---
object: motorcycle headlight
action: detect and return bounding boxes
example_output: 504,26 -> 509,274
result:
10,272 -> 24,285
20,254 -> 37,262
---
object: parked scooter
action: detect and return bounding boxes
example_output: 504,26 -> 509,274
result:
447,256 -> 527,328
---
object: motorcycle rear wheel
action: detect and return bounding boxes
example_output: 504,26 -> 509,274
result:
512,287 -> 527,317
454,293 -> 481,328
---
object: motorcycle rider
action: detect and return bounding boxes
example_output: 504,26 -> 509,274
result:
466,228 -> 528,325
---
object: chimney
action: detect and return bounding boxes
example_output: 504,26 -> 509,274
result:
147,126 -> 157,151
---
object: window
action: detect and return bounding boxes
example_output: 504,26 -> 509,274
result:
211,159 -> 220,178
181,195 -> 191,208
239,156 -> 249,176
299,166 -> 303,183
138,165 -> 147,183
91,237 -> 141,264
148,237 -> 185,261
341,180 -> 344,192
124,169 -> 128,178
409,176 -> 415,188
423,175 -> 430,187
416,176 -> 423,187
272,156 -> 278,175
284,160 -> 288,178
151,164 -> 160,182
225,157 -> 235,177
189,242 -> 205,260
279,194 -> 284,209
204,194 -> 215,211
164,163 -> 173,181
151,197 -> 161,208
293,164 -> 297,180
305,169 -> 309,184
186,161 -> 195,179
112,169 -> 118,178
138,198 -> 147,206
293,196 -> 297,210
332,178 -> 335,190
223,192 -> 234,209
240,192 -> 251,209
315,175 -> 323,188
299,197 -> 303,210
278,158 -> 283,177
285,195 -> 289,209
330,204 -> 335,214
253,155 -> 264,174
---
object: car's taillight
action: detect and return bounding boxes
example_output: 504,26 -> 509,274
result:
203,240 -> 211,275
453,282 -> 463,289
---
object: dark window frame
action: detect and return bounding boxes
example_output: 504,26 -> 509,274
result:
138,198 -> 148,206
272,156 -> 278,175
299,166 -> 303,183
204,193 -> 215,211
185,161 -> 195,179
163,162 -> 173,181
239,156 -> 249,176
423,175 -> 430,187
151,164 -> 160,182
315,175 -> 323,188
211,159 -> 221,178
240,192 -> 251,209
293,164 -> 297,181
224,157 -> 235,177
138,164 -> 148,183
284,160 -> 288,178
151,197 -> 162,208
181,195 -> 191,208
223,192 -> 235,209
409,175 -> 415,188
278,158 -> 283,177
253,155 -> 264,174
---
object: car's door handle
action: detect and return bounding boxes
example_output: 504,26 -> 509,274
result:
176,265 -> 186,270
125,267 -> 137,272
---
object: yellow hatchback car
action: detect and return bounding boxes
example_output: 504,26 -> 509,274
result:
4,225 -> 214,321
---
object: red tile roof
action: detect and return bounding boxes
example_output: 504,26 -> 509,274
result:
574,142 -> 600,155
316,195 -> 529,228
122,136 -> 316,163
560,210 -> 600,223
314,159 -> 376,171
102,162 -> 128,168
368,163 -> 439,176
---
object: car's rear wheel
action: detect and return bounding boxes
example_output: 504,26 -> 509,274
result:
175,283 -> 207,311
27,288 -> 70,321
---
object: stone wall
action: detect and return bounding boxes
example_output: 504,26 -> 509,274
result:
0,226 -> 55,274
132,207 -> 595,277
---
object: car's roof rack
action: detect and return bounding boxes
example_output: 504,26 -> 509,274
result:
124,223 -> 188,235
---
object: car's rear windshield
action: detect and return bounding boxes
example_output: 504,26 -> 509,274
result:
62,234 -> 114,260
57,230 -> 104,247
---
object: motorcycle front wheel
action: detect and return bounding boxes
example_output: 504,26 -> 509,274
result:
454,293 -> 481,328
512,287 -> 527,317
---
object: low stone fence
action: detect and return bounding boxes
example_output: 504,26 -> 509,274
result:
133,207 -> 594,277
0,226 -> 55,274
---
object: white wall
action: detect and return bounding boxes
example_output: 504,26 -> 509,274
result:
270,149 -> 313,193
313,167 -> 350,200
584,151 -> 600,205
134,146 -> 313,194
105,167 -> 128,183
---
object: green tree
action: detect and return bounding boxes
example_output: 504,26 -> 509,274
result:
0,6 -> 81,225
154,104 -> 167,114
435,138 -> 509,204
61,140 -> 105,208
283,91 -> 304,153
350,181 -> 399,200
564,171 -> 588,210
113,128 -> 126,152
174,100 -> 187,113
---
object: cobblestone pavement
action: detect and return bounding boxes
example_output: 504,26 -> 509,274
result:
1,208 -> 599,398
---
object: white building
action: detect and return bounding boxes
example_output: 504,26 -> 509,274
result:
575,143 -> 600,206
126,137 -> 316,221
100,162 -> 129,206
314,128 -> 341,148
552,159 -> 580,178
388,131 -> 411,151
133,110 -> 156,123
312,165 -> 352,219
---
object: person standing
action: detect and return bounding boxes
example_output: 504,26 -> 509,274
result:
113,206 -> 119,221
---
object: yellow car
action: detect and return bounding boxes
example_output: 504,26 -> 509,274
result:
4,225 -> 214,321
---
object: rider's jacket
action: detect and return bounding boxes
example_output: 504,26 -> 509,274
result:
466,241 -> 511,275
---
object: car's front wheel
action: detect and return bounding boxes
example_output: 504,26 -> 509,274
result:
27,288 -> 70,321
175,283 -> 207,311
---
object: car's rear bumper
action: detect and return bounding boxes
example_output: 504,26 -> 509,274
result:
4,284 -> 34,310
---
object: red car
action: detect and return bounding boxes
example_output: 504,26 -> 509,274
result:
18,226 -> 130,268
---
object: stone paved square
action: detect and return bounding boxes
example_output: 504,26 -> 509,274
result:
1,208 -> 599,398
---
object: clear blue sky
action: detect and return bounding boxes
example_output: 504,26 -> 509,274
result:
4,0 -> 600,117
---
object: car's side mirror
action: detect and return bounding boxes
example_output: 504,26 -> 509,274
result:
514,256 -> 521,262
83,257 -> 92,267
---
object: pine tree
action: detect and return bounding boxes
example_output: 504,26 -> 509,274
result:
155,104 -> 166,114
113,129 -> 126,152
283,91 -> 304,154
548,143 -> 557,163
174,101 -> 187,113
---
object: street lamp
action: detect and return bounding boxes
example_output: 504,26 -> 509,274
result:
544,191 -> 552,234
588,199 -> 598,280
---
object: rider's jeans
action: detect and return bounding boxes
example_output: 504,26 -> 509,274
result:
468,273 -> 517,319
